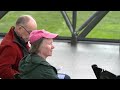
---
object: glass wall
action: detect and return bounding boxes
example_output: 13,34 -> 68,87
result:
0,11 -> 120,40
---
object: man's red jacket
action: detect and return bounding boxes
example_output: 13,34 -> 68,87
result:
0,26 -> 29,79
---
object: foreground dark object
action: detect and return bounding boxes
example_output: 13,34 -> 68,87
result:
91,64 -> 120,79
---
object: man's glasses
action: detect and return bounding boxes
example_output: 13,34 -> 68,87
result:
20,25 -> 31,34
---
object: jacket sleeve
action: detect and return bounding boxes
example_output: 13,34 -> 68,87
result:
0,45 -> 19,79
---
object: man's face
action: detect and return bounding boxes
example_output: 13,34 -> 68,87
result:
19,25 -> 31,42
38,38 -> 55,58
19,21 -> 37,42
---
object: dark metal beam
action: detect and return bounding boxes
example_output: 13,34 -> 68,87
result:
60,11 -> 73,34
71,11 -> 77,46
76,11 -> 101,33
61,11 -> 78,46
0,11 -> 9,37
78,11 -> 109,39
72,11 -> 77,31
0,11 -> 9,20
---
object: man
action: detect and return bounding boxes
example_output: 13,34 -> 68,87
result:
0,15 -> 37,79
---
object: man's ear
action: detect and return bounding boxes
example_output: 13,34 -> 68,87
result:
18,26 -> 22,31
15,26 -> 22,36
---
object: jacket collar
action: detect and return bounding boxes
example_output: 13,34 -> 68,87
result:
30,54 -> 51,66
10,26 -> 29,56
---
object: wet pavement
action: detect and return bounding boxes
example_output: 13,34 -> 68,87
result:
47,41 -> 120,79
0,38 -> 120,79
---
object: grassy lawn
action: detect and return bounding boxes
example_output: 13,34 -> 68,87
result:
87,11 -> 120,39
0,11 -> 120,39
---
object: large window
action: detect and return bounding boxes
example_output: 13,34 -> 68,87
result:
0,11 -> 120,40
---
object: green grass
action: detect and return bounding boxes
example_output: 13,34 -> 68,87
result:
87,11 -> 120,39
0,11 -> 120,39
0,11 -> 72,36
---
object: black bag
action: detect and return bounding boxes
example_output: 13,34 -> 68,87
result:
100,70 -> 117,79
92,64 -> 117,79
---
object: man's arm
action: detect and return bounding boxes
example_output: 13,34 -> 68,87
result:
0,46 -> 19,79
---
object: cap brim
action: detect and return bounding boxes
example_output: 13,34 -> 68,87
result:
44,33 -> 58,39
